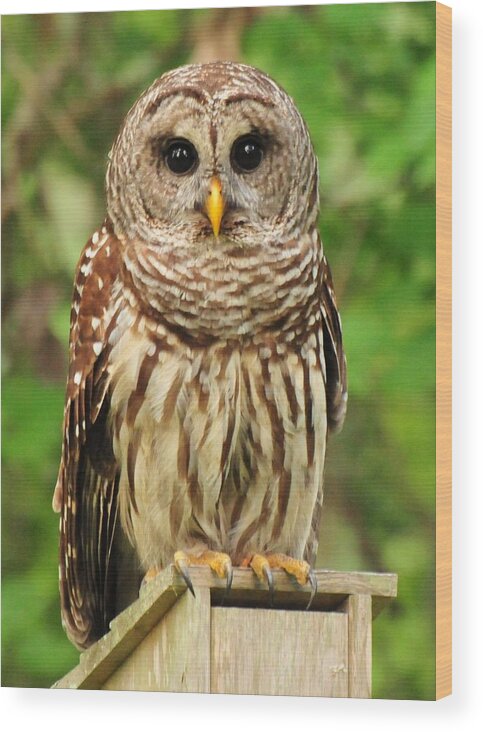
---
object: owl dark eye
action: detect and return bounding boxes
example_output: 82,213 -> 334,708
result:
165,139 -> 198,175
231,135 -> 264,172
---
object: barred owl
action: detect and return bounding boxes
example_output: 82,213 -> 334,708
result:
53,62 -> 347,650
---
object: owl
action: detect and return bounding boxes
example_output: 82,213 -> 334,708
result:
53,62 -> 347,650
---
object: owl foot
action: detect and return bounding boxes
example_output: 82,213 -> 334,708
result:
243,553 -> 317,610
174,550 -> 233,598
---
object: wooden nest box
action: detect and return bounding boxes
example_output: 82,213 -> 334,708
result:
53,566 -> 397,697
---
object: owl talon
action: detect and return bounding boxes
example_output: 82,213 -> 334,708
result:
220,563 -> 234,606
246,552 -> 316,608
174,552 -> 196,597
306,568 -> 318,610
174,549 -> 233,599
176,563 -> 196,597
247,554 -> 274,603
225,562 -> 233,593
263,565 -> 275,607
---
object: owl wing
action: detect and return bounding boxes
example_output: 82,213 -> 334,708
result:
321,254 -> 348,433
53,223 -> 123,649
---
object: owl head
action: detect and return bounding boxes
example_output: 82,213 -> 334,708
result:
106,62 -> 319,251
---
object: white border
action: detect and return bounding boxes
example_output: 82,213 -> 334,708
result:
2,0 -> 483,729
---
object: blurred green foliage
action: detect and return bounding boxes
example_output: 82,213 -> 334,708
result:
2,3 -> 436,698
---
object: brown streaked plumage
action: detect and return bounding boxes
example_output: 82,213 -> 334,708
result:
54,61 -> 347,649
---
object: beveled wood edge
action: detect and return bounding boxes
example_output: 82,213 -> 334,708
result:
52,566 -> 398,690
436,0 -> 452,701
52,572 -> 187,689
170,565 -> 398,596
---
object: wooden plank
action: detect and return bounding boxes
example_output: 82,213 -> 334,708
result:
174,566 -> 398,601
343,594 -> 372,698
435,1 -> 452,701
103,588 -> 211,692
211,607 -> 348,697
52,570 -> 187,689
52,567 -> 397,690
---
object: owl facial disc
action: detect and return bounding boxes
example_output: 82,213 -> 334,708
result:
106,61 -> 320,249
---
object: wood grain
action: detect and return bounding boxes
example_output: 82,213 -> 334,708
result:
436,0 -> 452,701
153,565 -> 398,605
103,588 -> 211,692
52,569 -> 187,690
211,607 -> 348,697
344,594 -> 372,698
52,566 -> 397,693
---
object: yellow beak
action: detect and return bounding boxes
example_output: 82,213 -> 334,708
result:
204,176 -> 225,237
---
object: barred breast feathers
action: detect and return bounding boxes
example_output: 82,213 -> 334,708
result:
120,227 -> 323,343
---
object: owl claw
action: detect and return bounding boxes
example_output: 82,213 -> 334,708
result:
174,552 -> 196,597
263,564 -> 275,607
174,550 -> 233,600
181,569 -> 196,597
246,554 -> 275,605
246,553 -> 316,609
220,562 -> 234,606
306,568 -> 317,610
225,561 -> 233,593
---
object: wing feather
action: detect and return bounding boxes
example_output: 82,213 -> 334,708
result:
54,223 -> 124,649
321,254 -> 348,433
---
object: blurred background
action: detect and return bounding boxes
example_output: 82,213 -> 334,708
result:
1,3 -> 436,698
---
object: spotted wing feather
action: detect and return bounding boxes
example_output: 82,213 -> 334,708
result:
53,224 -> 123,649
